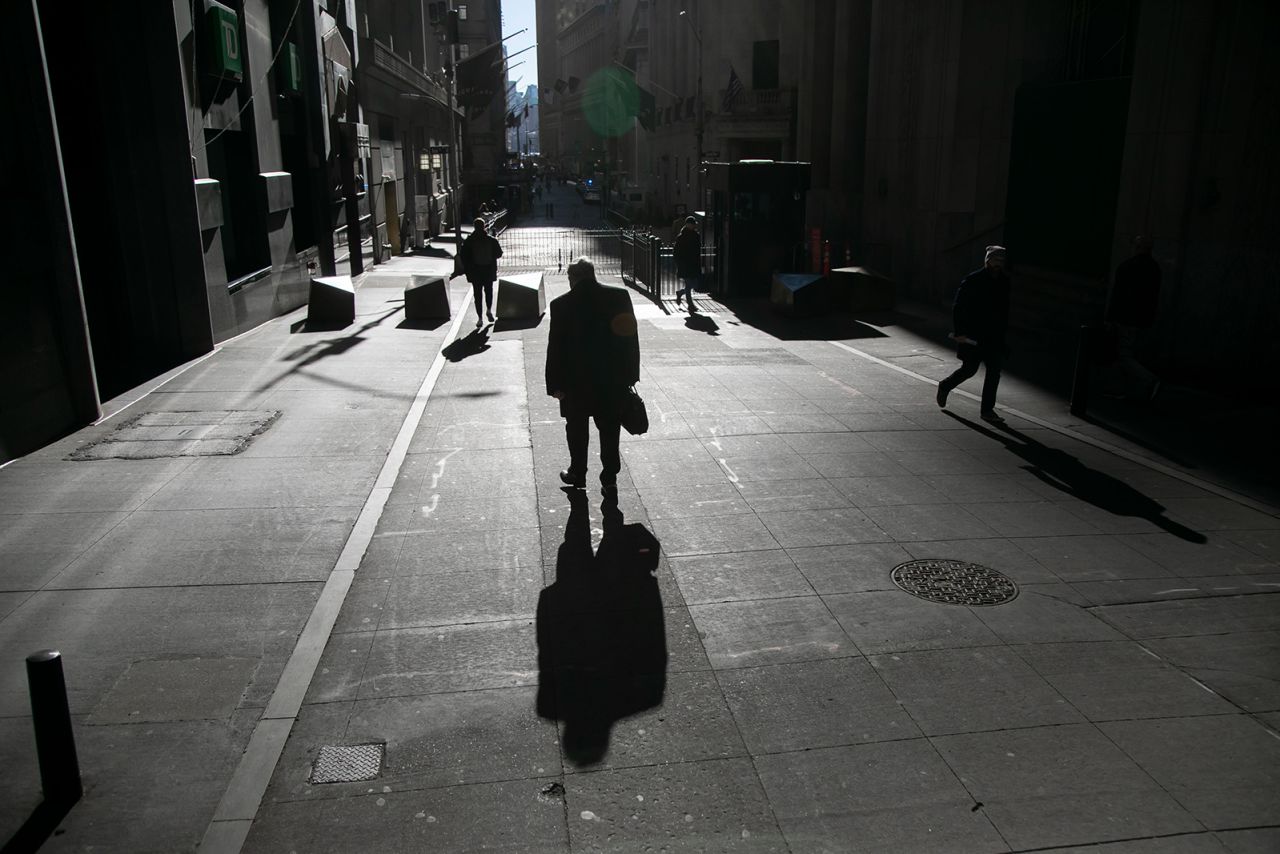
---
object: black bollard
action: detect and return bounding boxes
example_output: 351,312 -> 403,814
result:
26,650 -> 82,803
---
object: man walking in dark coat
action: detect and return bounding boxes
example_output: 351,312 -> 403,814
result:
1106,235 -> 1162,401
673,216 -> 701,314
936,245 -> 1012,423
460,217 -> 503,327
546,257 -> 641,492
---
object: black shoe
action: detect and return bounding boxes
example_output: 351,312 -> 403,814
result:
980,410 -> 1005,424
559,470 -> 585,488
675,293 -> 683,305
936,384 -> 949,408
487,311 -> 495,322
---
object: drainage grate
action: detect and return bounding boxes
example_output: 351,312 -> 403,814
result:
891,559 -> 1018,606
310,743 -> 385,784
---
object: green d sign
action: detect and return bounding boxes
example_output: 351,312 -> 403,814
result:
583,68 -> 639,138
206,3 -> 243,80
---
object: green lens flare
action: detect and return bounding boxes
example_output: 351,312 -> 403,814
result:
582,68 -> 639,138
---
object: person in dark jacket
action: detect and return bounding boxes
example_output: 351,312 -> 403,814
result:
545,257 -> 641,492
673,216 -> 701,314
936,245 -> 1012,423
1106,235 -> 1161,401
460,217 -> 503,327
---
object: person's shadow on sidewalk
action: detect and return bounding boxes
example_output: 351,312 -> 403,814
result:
442,327 -> 491,361
684,313 -> 720,335
946,412 -> 1207,543
535,490 -> 667,767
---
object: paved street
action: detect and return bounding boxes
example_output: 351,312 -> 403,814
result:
2,239 -> 1279,852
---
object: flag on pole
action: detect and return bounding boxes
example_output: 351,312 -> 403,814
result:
457,42 -> 503,109
722,64 -> 743,112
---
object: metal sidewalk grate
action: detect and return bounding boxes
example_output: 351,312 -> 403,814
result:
310,743 -> 385,784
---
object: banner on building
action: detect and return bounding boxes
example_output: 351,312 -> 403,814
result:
457,43 -> 503,110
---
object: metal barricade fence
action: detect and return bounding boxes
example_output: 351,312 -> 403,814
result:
490,225 -> 685,302
494,227 -> 622,275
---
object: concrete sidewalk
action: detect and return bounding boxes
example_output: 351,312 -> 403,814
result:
2,259 -> 1279,852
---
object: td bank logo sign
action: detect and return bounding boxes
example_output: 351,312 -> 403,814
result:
206,2 -> 244,80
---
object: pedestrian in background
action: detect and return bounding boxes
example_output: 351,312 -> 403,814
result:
460,217 -> 502,327
674,216 -> 701,314
936,245 -> 1012,423
1106,235 -> 1162,401
545,257 -> 641,493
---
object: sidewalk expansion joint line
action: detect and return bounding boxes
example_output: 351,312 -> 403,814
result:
827,340 -> 1280,518
197,290 -> 474,854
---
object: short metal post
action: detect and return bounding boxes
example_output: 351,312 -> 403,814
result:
26,650 -> 82,803
1070,325 -> 1095,417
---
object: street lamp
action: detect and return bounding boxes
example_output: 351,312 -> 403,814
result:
679,4 -> 703,209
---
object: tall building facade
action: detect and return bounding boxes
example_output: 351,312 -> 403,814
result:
3,0 -> 466,463
536,0 -> 1277,390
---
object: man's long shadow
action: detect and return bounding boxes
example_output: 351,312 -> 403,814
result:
946,411 -> 1207,543
535,490 -> 666,767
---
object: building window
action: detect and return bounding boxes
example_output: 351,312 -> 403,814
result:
752,39 -> 780,90
457,4 -> 467,20
459,43 -> 470,59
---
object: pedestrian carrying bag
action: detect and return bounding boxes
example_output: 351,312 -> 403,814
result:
618,386 -> 649,436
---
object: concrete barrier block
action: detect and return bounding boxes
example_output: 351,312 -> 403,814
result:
404,274 -> 450,320
830,266 -> 895,312
771,273 -> 826,317
496,272 -> 546,320
308,275 -> 355,325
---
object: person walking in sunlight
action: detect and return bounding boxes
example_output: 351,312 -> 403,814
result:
545,257 -> 641,493
674,216 -> 702,314
936,245 -> 1012,423
460,217 -> 503,327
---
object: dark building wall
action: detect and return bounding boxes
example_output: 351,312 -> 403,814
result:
0,2 -> 100,462
860,0 -> 1276,392
41,1 -> 214,401
1112,0 -> 1280,388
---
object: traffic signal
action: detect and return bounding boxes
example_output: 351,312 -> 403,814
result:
446,9 -> 460,43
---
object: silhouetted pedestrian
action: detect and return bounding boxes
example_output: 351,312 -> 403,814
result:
545,257 -> 641,493
936,245 -> 1012,423
674,215 -> 701,314
1106,235 -> 1162,401
460,218 -> 502,327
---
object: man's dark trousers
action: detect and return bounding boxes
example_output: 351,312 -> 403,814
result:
939,348 -> 1003,413
565,412 -> 621,484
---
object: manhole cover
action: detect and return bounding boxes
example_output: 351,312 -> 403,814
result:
310,743 -> 384,784
891,559 -> 1018,606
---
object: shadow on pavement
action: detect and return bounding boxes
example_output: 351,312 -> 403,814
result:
441,328 -> 491,361
492,315 -> 545,333
684,314 -> 720,335
2,797 -> 76,854
536,489 -> 667,767
947,411 -> 1207,543
395,317 -> 449,331
718,298 -> 890,341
